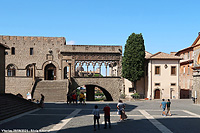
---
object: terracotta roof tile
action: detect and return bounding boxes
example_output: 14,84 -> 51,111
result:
147,52 -> 182,60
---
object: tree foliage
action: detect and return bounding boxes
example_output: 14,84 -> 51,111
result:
122,33 -> 145,87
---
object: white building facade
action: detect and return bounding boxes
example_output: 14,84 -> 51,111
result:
124,52 -> 182,99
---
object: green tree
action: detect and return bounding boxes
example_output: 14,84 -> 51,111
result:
122,33 -> 145,92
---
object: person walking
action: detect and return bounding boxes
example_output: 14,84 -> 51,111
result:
166,99 -> 172,116
72,93 -> 77,105
117,100 -> 125,121
160,99 -> 167,116
79,92 -> 84,104
103,104 -> 111,129
27,92 -> 32,101
67,93 -> 72,104
39,94 -> 45,108
92,105 -> 100,131
83,93 -> 86,105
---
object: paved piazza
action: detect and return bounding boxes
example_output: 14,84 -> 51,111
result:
1,99 -> 200,133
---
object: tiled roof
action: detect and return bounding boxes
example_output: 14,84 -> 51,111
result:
147,52 -> 182,60
145,51 -> 152,58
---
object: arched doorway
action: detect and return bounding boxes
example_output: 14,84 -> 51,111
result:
64,66 -> 69,79
44,64 -> 56,80
154,89 -> 160,99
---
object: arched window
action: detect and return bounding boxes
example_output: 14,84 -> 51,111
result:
26,65 -> 33,77
7,64 -> 16,76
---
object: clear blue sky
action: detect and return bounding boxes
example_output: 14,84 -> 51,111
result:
1,0 -> 200,54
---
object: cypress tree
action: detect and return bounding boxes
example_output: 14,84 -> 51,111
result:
122,33 -> 145,92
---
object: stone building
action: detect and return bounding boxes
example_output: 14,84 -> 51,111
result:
175,45 -> 193,99
0,43 -> 9,94
176,32 -> 200,103
0,35 -> 122,101
191,33 -> 200,103
125,51 -> 182,99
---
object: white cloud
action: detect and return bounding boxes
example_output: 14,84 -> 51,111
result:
66,40 -> 75,45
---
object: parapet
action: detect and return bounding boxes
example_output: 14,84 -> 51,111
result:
0,35 -> 66,43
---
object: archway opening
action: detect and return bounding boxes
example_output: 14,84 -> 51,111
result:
44,63 -> 56,80
84,85 -> 113,101
154,89 -> 160,99
64,66 -> 69,79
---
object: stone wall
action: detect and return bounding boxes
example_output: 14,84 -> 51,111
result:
193,74 -> 200,103
5,77 -> 33,98
71,77 -> 123,101
0,47 -> 5,93
192,47 -> 200,103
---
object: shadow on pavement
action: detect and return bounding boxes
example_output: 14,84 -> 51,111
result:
0,102 -> 137,131
56,117 -> 200,133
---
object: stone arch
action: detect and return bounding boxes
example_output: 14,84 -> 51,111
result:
71,77 -> 121,101
70,79 -> 114,101
44,63 -> 56,80
74,84 -> 113,101
6,63 -> 18,69
42,60 -> 60,71
25,64 -> 33,77
6,64 -> 18,76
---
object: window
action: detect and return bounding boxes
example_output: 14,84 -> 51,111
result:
129,88 -> 134,93
171,66 -> 176,75
188,52 -> 190,59
171,83 -> 176,86
183,66 -> 185,74
198,53 -> 200,64
26,65 -> 33,77
30,48 -> 33,55
188,65 -> 190,74
7,64 -> 16,76
155,66 -> 160,75
155,83 -> 160,86
11,47 -> 15,55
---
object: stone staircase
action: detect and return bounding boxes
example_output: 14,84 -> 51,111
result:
33,80 -> 68,102
0,93 -> 38,121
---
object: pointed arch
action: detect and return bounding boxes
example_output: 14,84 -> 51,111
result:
6,64 -> 17,76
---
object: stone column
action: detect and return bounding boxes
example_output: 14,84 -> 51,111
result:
32,63 -> 36,82
92,62 -> 96,76
105,62 -> 108,77
74,62 -> 77,77
116,61 -> 119,76
110,63 -> 114,76
98,62 -> 102,77
68,63 -> 71,80
86,62 -> 89,76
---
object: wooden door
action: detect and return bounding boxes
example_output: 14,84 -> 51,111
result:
154,89 -> 160,99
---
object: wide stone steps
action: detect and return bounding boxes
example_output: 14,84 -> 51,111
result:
33,80 -> 68,102
0,93 -> 38,121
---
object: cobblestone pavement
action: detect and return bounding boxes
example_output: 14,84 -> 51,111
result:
1,99 -> 200,133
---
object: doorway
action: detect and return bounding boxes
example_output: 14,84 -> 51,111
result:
44,64 -> 56,80
154,89 -> 160,99
180,89 -> 190,99
64,66 -> 69,79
